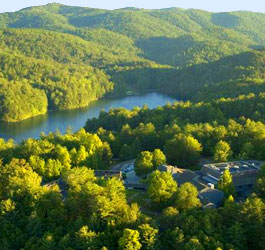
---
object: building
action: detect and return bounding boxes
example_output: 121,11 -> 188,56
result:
158,164 -> 207,190
201,160 -> 262,197
199,188 -> 225,208
157,164 -> 179,175
157,160 -> 262,203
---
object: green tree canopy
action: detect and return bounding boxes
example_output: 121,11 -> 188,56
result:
135,151 -> 154,176
214,140 -> 233,162
164,134 -> 202,168
217,169 -> 236,198
119,229 -> 142,250
175,182 -> 201,211
147,170 -> 177,205
152,149 -> 166,167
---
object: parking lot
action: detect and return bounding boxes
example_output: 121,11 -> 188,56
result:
111,159 -> 140,184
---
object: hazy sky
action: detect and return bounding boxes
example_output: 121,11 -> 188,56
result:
1,0 -> 265,13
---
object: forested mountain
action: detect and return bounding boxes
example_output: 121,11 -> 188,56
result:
0,3 -> 264,121
0,4 -> 265,250
0,50 -> 114,121
123,49 -> 265,101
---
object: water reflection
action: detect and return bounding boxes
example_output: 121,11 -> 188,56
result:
0,92 -> 176,142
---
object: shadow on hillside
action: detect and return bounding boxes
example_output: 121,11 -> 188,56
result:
110,50 -> 264,100
211,13 -> 240,28
135,35 -> 196,66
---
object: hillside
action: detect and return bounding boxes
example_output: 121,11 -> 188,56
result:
1,3 -> 265,67
0,3 -> 265,121
0,51 -> 113,122
111,49 -> 265,101
0,29 -> 147,67
0,4 -> 265,250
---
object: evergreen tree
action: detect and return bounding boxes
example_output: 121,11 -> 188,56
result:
119,229 -> 142,250
138,224 -> 158,250
214,141 -> 233,162
217,169 -> 236,198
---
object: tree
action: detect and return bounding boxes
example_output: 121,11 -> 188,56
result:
217,169 -> 235,198
62,167 -> 96,189
134,122 -> 157,151
0,159 -> 43,210
183,238 -> 205,250
224,195 -> 235,207
55,145 -> 71,170
241,195 -> 265,250
213,141 -> 232,162
119,229 -> 142,250
132,138 -> 142,156
159,207 -> 179,230
29,155 -> 46,176
160,227 -> 185,250
45,159 -> 63,179
152,149 -> 166,167
239,142 -> 255,159
38,232 -> 57,250
93,178 -> 140,227
120,144 -> 134,161
175,182 -> 201,210
254,163 -> 265,198
164,134 -> 202,168
147,170 -> 177,205
135,151 -> 154,176
242,195 -> 265,223
73,145 -> 88,166
138,224 -> 158,250
225,222 -> 246,250
75,226 -> 98,250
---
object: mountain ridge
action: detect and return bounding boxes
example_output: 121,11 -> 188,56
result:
0,3 -> 264,122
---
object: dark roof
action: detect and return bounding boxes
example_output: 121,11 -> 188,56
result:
202,174 -> 219,185
233,176 -> 257,186
199,188 -> 224,206
203,160 -> 262,175
190,179 -> 207,191
173,169 -> 198,185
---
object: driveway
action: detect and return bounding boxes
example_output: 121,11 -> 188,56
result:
111,159 -> 135,171
126,169 -> 140,184
111,159 -> 140,184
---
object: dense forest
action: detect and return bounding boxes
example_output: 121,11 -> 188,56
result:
84,93 -> 265,163
0,3 -> 264,121
0,113 -> 264,249
0,3 -> 265,250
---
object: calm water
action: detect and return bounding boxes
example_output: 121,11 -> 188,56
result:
0,92 -> 176,142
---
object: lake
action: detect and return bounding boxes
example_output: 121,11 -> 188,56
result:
0,92 -> 176,142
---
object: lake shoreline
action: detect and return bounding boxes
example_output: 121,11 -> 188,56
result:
1,90 -> 169,124
0,92 -> 177,142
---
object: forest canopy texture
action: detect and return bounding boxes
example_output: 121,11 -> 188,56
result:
0,3 -> 264,121
0,4 -> 265,250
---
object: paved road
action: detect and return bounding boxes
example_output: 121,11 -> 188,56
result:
126,169 -> 140,184
111,159 -> 141,184
111,159 -> 135,171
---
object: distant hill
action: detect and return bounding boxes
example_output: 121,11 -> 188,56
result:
0,3 -> 264,121
1,4 -> 265,66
